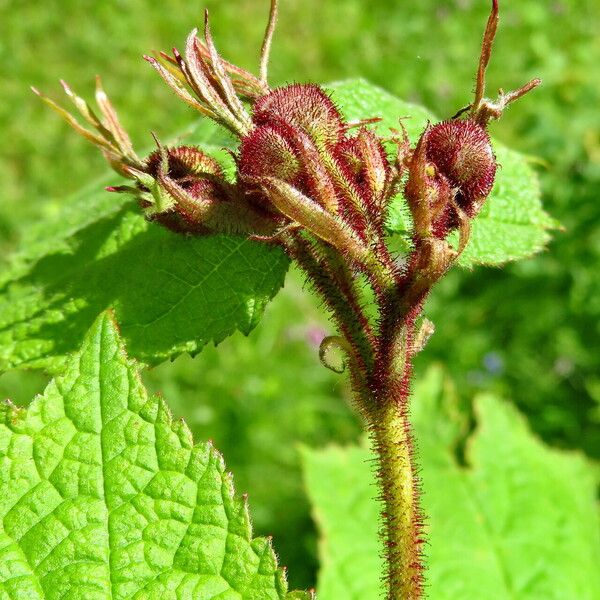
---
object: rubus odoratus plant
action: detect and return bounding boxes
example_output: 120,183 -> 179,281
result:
34,0 -> 540,597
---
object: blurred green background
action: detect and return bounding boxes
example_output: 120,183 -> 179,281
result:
1,0 -> 599,590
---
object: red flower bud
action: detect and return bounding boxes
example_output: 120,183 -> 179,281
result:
241,84 -> 397,241
424,119 -> 496,217
145,145 -> 223,182
252,83 -> 343,149
239,118 -> 340,216
238,124 -> 302,186
337,128 -> 390,213
140,144 -> 277,236
139,146 -> 227,234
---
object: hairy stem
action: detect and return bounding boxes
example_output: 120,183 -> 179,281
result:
298,235 -> 427,597
286,234 -> 376,375
370,380 -> 423,598
367,314 -> 424,600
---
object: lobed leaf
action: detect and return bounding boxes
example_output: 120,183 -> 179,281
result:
302,366 -> 600,599
0,312 -> 310,600
328,79 -> 556,266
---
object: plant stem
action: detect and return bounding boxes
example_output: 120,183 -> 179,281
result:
370,384 -> 423,599
367,317 -> 424,600
301,234 -> 427,598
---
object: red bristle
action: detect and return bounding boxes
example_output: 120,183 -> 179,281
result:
238,123 -> 302,186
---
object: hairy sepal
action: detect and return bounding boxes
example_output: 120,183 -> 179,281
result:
255,177 -> 367,260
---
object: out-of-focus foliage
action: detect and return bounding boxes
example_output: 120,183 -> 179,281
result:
303,367 -> 600,600
302,367 -> 600,599
1,0 -> 599,591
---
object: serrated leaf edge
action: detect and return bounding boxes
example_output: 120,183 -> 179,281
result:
1,310 -> 303,599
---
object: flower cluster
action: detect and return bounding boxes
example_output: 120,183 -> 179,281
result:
237,83 -> 394,255
35,0 -> 539,292
405,119 -> 496,243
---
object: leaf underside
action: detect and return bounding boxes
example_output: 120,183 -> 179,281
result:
0,312 -> 310,600
302,366 -> 600,599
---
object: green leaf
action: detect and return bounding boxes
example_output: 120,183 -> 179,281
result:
328,79 -> 555,266
0,312 -> 310,600
451,145 -> 556,266
0,122 -> 288,373
302,366 -> 600,599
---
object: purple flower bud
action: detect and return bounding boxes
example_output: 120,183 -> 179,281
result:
252,83 -> 343,149
425,119 -> 496,217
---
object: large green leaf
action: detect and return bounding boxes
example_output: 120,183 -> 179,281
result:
328,79 -> 555,266
0,312 -> 310,600
0,121 -> 288,373
302,367 -> 600,599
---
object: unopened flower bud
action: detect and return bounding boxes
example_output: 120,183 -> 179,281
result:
133,145 -> 226,232
239,116 -> 339,216
405,127 -> 453,239
337,128 -> 390,213
406,118 -> 497,241
238,124 -> 302,188
141,144 -> 276,236
425,119 -> 496,218
252,84 -> 343,150
145,145 -> 223,182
